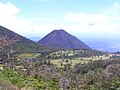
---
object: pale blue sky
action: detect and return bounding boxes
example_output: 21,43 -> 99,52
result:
0,0 -> 120,38
0,0 -> 116,17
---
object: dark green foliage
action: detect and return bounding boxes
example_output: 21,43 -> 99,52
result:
0,69 -> 25,88
47,49 -> 105,59
75,59 -> 120,74
0,26 -> 58,61
0,69 -> 60,89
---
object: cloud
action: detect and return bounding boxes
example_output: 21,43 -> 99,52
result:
0,2 -> 20,26
111,1 -> 120,13
61,1 -> 120,37
0,1 -> 120,38
0,2 -> 20,16
0,2 -> 34,36
106,1 -> 120,18
0,2 -> 57,37
63,12 -> 109,25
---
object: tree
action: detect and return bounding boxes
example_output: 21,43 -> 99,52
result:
0,35 -> 18,49
5,46 -> 18,70
64,64 -> 71,71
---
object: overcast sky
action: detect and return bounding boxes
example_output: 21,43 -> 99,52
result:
0,0 -> 120,38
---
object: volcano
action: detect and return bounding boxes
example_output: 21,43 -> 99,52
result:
38,29 -> 91,49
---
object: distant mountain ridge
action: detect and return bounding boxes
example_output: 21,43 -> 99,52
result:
27,37 -> 41,42
38,29 -> 91,49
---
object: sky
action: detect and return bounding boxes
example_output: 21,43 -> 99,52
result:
0,0 -> 120,39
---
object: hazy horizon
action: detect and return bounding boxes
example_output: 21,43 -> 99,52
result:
27,34 -> 120,52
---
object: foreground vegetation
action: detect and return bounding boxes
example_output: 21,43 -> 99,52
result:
0,48 -> 120,90
0,58 -> 120,89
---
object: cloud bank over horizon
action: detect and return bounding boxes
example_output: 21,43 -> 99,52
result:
0,1 -> 120,39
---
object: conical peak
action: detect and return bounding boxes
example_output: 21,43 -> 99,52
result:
53,29 -> 65,32
38,29 -> 91,49
52,29 -> 68,35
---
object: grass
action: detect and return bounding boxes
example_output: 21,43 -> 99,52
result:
51,59 -> 90,68
15,53 -> 40,60
51,59 -> 63,68
51,54 -> 111,68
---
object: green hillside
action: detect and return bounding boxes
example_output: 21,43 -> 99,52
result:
0,26 -> 56,58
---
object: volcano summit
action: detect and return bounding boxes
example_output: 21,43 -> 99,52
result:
38,29 -> 91,49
